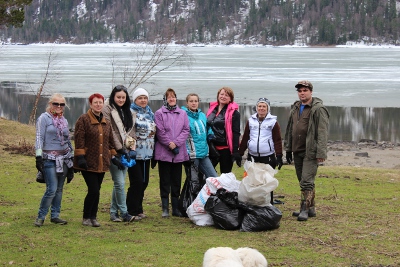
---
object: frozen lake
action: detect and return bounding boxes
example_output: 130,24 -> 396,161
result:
1,44 -> 400,107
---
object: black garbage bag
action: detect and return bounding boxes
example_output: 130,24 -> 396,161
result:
204,189 -> 243,230
178,163 -> 205,217
240,204 -> 282,232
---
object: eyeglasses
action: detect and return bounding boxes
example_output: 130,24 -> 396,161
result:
52,102 -> 66,107
115,85 -> 128,91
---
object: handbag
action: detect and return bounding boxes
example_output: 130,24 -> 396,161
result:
36,171 -> 45,183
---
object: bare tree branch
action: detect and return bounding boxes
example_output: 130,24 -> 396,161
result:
111,37 -> 194,94
28,47 -> 59,125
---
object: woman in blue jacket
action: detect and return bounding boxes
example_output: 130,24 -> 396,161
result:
182,93 -> 217,178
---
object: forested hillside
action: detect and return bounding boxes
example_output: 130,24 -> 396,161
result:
1,0 -> 399,45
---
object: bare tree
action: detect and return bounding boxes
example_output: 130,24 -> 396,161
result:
111,37 -> 194,94
28,47 -> 59,125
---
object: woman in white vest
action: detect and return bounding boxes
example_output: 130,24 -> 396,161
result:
239,98 -> 283,203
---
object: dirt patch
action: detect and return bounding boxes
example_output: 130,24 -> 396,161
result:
325,140 -> 400,169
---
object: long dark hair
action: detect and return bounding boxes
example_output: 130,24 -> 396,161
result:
109,85 -> 133,131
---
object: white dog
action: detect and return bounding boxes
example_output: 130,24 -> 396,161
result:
203,247 -> 268,267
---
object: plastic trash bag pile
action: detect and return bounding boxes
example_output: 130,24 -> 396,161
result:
181,159 -> 282,232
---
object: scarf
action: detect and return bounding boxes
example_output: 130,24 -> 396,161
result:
51,113 -> 68,145
162,97 -> 177,111
131,103 -> 155,120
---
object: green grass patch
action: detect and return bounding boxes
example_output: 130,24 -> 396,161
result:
0,118 -> 399,266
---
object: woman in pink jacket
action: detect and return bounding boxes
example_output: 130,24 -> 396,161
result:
206,86 -> 241,174
154,88 -> 190,218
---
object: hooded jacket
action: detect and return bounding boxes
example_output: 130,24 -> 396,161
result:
284,97 -> 329,159
181,106 -> 214,159
154,105 -> 190,163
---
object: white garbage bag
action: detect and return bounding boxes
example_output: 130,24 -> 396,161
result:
238,160 -> 279,207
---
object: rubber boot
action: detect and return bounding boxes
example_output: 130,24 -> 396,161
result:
308,188 -> 316,217
292,200 -> 304,217
292,188 -> 316,217
298,190 -> 312,221
161,198 -> 169,218
171,197 -> 183,217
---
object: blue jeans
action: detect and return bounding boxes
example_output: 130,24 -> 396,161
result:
194,157 -> 217,178
109,161 -> 128,216
37,160 -> 67,220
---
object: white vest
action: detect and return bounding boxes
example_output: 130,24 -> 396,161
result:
247,113 -> 277,157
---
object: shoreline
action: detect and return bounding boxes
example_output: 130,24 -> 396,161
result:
325,140 -> 400,169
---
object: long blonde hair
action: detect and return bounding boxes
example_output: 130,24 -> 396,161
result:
46,93 -> 68,113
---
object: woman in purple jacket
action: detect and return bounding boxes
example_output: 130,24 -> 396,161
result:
154,88 -> 190,218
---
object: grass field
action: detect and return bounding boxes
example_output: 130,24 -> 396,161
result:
0,117 -> 399,266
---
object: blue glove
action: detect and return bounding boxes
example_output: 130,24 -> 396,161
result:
121,155 -> 136,167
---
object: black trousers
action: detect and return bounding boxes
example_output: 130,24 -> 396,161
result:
247,154 -> 277,169
127,159 -> 150,215
158,161 -> 183,199
210,148 -> 234,174
81,171 -> 104,219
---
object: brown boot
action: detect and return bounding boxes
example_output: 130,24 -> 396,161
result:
292,188 -> 316,217
298,190 -> 312,221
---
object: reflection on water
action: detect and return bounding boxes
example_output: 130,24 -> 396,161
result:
1,82 -> 399,143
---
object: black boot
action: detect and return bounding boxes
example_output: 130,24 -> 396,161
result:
161,198 -> 169,218
171,197 -> 183,217
298,190 -> 312,221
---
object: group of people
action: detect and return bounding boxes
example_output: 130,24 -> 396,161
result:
33,80 -> 329,227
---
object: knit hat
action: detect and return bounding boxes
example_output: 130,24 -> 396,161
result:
132,88 -> 149,101
254,97 -> 271,113
256,97 -> 270,106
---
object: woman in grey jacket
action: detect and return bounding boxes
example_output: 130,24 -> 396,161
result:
34,93 -> 74,227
